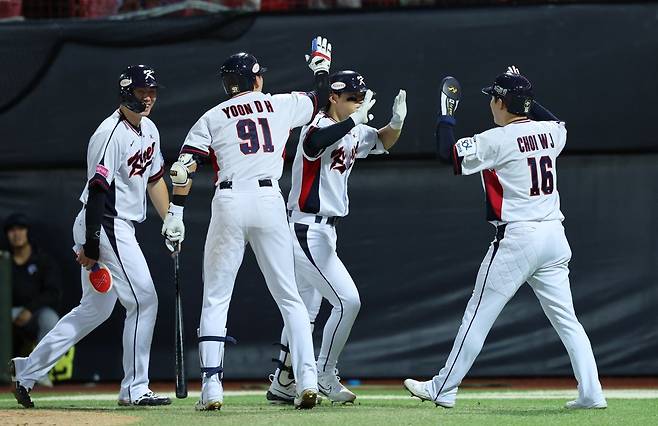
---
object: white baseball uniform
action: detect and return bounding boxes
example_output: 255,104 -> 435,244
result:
12,110 -> 165,403
426,118 -> 605,406
180,91 -> 320,401
278,111 -> 386,378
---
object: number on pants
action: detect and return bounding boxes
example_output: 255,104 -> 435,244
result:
237,118 -> 274,154
527,156 -> 554,196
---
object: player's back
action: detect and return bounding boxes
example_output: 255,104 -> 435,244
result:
190,91 -> 313,183
471,119 -> 567,223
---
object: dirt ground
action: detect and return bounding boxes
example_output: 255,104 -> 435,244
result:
0,409 -> 137,425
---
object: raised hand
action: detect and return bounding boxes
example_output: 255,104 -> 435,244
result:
305,36 -> 332,74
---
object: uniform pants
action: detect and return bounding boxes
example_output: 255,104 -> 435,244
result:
278,220 -> 360,375
13,211 -> 158,402
200,182 -> 317,398
428,220 -> 605,406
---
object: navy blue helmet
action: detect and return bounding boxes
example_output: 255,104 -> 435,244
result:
119,65 -> 159,113
482,73 -> 533,115
220,52 -> 267,97
329,70 -> 368,96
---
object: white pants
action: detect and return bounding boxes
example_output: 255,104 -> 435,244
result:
199,182 -> 317,399
428,220 -> 605,406
13,210 -> 158,402
277,219 -> 360,375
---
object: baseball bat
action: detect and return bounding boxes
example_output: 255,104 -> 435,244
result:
173,249 -> 188,398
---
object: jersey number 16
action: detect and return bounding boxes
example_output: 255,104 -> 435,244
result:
237,118 -> 274,155
527,156 -> 554,196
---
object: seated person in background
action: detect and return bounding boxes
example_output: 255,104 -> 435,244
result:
4,213 -> 62,358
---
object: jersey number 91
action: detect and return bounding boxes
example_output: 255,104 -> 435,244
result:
237,118 -> 274,155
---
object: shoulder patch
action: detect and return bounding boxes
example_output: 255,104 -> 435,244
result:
455,137 -> 477,158
96,164 -> 110,178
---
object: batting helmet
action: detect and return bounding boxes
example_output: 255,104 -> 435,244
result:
119,65 -> 159,114
482,73 -> 533,116
220,52 -> 267,97
329,70 -> 368,95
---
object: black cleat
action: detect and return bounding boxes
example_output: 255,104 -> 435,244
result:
9,360 -> 34,408
266,390 -> 294,405
440,76 -> 462,117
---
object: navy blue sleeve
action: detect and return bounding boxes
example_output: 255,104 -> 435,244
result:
436,115 -> 457,163
303,118 -> 356,158
304,71 -> 329,121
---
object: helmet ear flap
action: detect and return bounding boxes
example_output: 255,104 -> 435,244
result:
221,73 -> 255,97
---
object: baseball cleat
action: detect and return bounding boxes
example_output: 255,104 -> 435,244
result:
266,373 -> 295,405
195,400 -> 223,411
440,76 -> 461,117
294,388 -> 318,409
318,370 -> 356,403
10,359 -> 34,409
119,391 -> 171,406
403,379 -> 454,408
565,399 -> 608,409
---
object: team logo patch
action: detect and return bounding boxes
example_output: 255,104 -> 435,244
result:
455,137 -> 477,158
331,82 -> 346,90
96,164 -> 109,178
448,85 -> 458,94
493,85 -> 507,96
252,63 -> 260,74
120,78 -> 132,87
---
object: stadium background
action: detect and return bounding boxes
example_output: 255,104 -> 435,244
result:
0,0 -> 656,384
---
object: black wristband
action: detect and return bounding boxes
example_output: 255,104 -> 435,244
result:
172,194 -> 187,207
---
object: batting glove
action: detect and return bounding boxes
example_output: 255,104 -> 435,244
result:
506,65 -> 520,75
305,36 -> 331,74
440,76 -> 461,118
349,90 -> 376,125
162,203 -> 185,252
389,89 -> 407,130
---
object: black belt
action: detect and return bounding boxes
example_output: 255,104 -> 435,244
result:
219,179 -> 272,190
287,210 -> 340,226
495,223 -> 507,241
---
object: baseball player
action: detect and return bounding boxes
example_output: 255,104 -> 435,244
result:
161,37 -> 333,410
10,65 -> 172,408
404,67 -> 607,409
266,71 -> 406,404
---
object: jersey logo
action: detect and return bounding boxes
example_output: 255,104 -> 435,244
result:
128,141 -> 156,178
330,145 -> 357,174
455,137 -> 477,158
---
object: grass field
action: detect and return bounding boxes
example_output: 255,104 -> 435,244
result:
1,387 -> 657,425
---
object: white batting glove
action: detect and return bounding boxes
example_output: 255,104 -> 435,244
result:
162,203 -> 185,252
349,90 -> 376,125
506,65 -> 520,75
389,89 -> 407,130
305,36 -> 331,74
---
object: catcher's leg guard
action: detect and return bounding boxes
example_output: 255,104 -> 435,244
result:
197,328 -> 236,411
